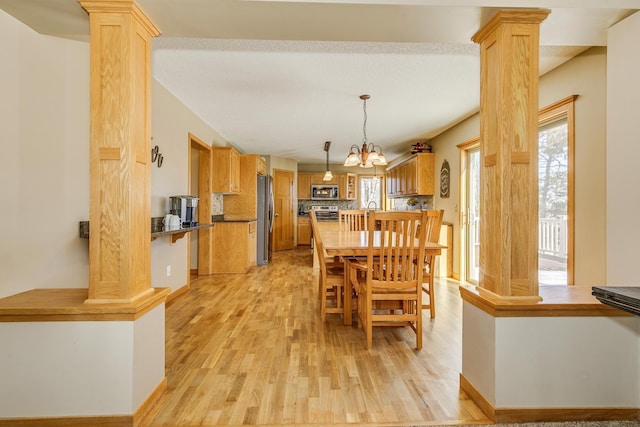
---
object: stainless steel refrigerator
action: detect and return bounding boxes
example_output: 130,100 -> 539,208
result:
257,174 -> 274,265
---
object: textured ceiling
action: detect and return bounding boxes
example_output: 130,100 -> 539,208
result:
1,0 -> 637,164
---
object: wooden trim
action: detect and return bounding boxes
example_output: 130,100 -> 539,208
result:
166,283 -> 190,306
0,415 -> 132,427
539,94 -> 579,116
459,284 -> 632,317
133,377 -> 167,425
0,288 -> 169,322
459,374 -> 495,421
495,407 -> 640,423
539,95 -> 577,286
456,136 -> 480,150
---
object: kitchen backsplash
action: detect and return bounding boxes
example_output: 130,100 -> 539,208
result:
298,199 -> 358,214
391,195 -> 434,211
211,193 -> 223,215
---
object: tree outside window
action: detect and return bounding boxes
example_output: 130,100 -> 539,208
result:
359,176 -> 383,209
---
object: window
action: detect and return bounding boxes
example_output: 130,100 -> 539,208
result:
359,175 -> 384,210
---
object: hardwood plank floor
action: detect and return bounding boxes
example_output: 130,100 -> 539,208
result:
141,248 -> 490,426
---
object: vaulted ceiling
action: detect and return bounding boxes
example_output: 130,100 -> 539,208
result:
1,1 -> 637,164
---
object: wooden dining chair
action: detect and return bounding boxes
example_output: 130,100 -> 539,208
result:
346,210 -> 428,349
339,209 -> 368,231
309,210 -> 344,321
420,209 -> 444,319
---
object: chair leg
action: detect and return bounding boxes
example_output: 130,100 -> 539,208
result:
429,277 -> 435,319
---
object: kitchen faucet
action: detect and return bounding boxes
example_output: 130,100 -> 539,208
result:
366,201 -> 377,210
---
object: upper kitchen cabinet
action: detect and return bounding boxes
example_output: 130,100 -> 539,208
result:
298,173 -> 312,199
224,154 -> 265,219
339,173 -> 357,200
212,146 -> 241,194
386,153 -> 435,198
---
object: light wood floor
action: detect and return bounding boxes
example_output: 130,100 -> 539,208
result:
141,248 -> 490,427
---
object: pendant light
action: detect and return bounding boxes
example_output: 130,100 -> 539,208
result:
344,94 -> 387,168
323,141 -> 333,181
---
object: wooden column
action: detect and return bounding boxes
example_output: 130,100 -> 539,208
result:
472,9 -> 549,300
79,0 -> 160,303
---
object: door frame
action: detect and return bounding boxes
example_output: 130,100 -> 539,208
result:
458,137 -> 480,285
273,168 -> 295,251
188,133 -> 213,277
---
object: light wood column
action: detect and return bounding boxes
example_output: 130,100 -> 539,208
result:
472,9 -> 549,300
79,0 -> 160,303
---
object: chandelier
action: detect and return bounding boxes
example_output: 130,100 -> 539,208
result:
322,141 -> 333,181
344,94 -> 387,168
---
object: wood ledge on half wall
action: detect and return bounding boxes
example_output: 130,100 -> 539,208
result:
0,287 -> 170,322
459,284 -> 633,317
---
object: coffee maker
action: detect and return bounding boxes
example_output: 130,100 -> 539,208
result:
169,195 -> 199,227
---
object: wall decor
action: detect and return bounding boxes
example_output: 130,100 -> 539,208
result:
151,145 -> 164,168
440,159 -> 450,198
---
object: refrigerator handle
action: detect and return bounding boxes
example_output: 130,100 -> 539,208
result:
268,182 -> 274,232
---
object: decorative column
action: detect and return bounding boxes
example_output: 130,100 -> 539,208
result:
472,9 -> 549,301
79,0 -> 160,303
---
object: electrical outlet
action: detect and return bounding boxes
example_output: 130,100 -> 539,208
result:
166,265 -> 171,277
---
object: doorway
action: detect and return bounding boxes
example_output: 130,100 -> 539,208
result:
188,133 -> 213,277
459,138 -> 480,285
273,169 -> 294,251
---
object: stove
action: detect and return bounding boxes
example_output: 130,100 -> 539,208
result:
311,205 -> 339,221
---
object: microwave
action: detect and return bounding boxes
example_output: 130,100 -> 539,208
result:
311,185 -> 339,200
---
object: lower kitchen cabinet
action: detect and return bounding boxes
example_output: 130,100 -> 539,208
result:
211,221 -> 257,273
297,216 -> 311,246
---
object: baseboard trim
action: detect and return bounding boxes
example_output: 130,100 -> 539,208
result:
0,378 -> 168,427
460,373 -> 640,423
0,415 -> 132,426
190,268 -> 198,276
166,283 -> 190,305
459,373 -> 494,421
133,377 -> 167,425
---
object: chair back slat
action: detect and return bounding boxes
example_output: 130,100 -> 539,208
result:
367,211 -> 427,289
339,209 -> 368,231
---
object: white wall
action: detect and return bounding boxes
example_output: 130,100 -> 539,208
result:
0,10 -> 90,298
0,9 -> 230,299
607,12 -> 640,286
150,81 -> 229,291
462,301 -> 640,409
0,304 -> 166,417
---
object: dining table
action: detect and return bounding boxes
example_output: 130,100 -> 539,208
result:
316,222 -> 446,326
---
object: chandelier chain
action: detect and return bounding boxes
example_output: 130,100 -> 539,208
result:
362,97 -> 368,145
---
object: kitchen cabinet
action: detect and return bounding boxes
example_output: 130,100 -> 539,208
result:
386,153 -> 435,197
224,154 -> 265,219
211,220 -> 256,273
212,146 -> 241,194
297,216 -> 311,246
339,173 -> 357,200
298,173 -> 312,199
310,173 -> 338,185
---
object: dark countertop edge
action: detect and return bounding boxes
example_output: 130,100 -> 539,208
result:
151,223 -> 214,238
211,217 -> 257,223
79,220 -> 214,239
